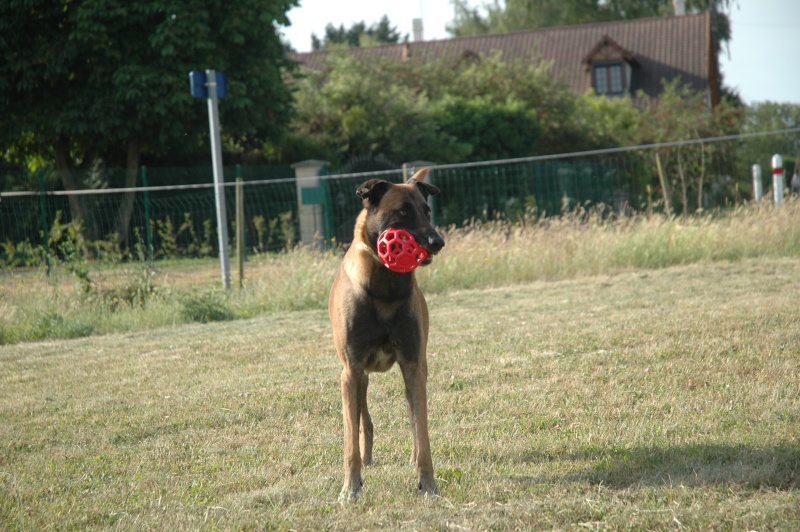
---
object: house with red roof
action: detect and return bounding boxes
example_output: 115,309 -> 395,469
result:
290,12 -> 721,105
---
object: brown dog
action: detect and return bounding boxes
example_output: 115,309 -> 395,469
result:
328,168 -> 444,501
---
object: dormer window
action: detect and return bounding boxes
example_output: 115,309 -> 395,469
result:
593,63 -> 625,96
584,35 -> 638,97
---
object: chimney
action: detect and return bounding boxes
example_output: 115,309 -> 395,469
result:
673,0 -> 685,15
412,18 -> 423,41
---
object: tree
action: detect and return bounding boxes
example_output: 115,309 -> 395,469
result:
311,15 -> 407,51
290,56 -> 466,167
738,102 -> 800,185
636,79 -> 742,213
0,0 -> 297,242
286,52 -> 601,167
448,0 -> 733,48
448,0 -> 601,36
433,95 -> 543,162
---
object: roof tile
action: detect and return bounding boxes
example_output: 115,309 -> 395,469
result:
290,13 -> 712,98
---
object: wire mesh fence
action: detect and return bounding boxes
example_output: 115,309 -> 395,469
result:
1,130 -> 798,283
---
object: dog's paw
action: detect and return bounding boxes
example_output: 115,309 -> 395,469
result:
338,484 -> 363,504
417,479 -> 440,497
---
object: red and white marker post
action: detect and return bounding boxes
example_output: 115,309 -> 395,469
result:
772,154 -> 784,205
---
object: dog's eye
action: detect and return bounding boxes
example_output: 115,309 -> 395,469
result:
399,210 -> 408,217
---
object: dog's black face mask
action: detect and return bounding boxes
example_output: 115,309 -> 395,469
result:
356,178 -> 444,263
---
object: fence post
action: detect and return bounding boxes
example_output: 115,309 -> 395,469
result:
235,171 -> 244,289
772,154 -> 784,205
37,170 -> 51,276
292,159 -> 330,249
141,166 -> 153,262
752,164 -> 763,203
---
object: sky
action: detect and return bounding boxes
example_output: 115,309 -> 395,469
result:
280,0 -> 800,105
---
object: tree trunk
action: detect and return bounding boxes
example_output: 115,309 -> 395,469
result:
52,135 -> 86,223
114,138 -> 141,249
654,152 -> 673,217
696,134 -> 706,212
676,146 -> 688,216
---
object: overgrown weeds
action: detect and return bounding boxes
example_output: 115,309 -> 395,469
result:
418,198 -> 800,292
1,199 -> 799,345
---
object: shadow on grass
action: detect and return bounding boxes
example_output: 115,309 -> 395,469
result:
506,443 -> 799,490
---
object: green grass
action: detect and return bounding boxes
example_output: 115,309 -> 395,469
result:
1,258 -> 799,529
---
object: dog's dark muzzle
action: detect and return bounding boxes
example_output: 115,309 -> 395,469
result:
425,234 -> 445,255
420,233 -> 444,265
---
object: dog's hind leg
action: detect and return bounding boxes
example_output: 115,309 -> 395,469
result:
359,372 -> 373,466
340,366 -> 364,501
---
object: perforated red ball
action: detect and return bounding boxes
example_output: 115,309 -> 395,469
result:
377,228 -> 428,273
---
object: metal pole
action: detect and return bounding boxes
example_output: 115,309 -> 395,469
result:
236,176 -> 244,289
38,170 -> 51,276
141,165 -> 153,263
206,69 -> 231,289
772,154 -> 784,205
752,164 -> 763,203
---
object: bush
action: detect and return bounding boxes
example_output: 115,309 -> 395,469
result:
180,291 -> 236,323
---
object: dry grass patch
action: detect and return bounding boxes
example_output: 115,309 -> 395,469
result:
1,258 -> 798,529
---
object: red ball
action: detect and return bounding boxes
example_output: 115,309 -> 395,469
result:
377,228 -> 428,273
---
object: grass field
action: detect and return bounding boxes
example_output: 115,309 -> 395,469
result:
1,257 -> 798,529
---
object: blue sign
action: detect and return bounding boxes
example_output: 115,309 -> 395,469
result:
189,71 -> 207,98
189,71 -> 228,99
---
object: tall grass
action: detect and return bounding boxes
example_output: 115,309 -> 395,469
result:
417,198 -> 800,292
1,198 -> 799,345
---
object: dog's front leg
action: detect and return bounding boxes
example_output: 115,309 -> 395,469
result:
359,372 -> 373,466
406,396 -> 418,467
401,364 -> 439,496
340,366 -> 364,501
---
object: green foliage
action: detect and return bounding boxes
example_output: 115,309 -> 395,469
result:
0,239 -> 43,269
49,213 -> 92,294
156,218 -> 179,259
448,0 -> 606,36
253,215 -> 268,251
311,15 -> 407,50
572,91 -> 643,148
86,233 -> 124,263
637,79 -> 743,213
0,0 -> 298,167
433,95 -> 543,162
180,291 -> 235,323
291,56 -> 467,166
739,102 -> 800,180
278,211 -> 296,249
251,211 -> 296,252
96,265 -> 157,311
32,312 -> 95,341
290,54 -> 579,165
448,0 -> 733,47
154,214 -> 216,259
287,50 -> 755,197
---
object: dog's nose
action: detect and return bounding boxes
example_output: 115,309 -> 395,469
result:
427,234 -> 445,253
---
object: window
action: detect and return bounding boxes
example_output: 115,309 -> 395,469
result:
593,63 -> 625,96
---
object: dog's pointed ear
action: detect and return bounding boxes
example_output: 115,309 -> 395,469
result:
408,167 -> 439,199
356,179 -> 391,204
